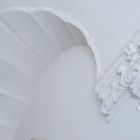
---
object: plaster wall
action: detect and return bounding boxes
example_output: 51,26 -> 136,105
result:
0,0 -> 140,139
15,47 -> 140,140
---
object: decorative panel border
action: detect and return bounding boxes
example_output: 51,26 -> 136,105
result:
94,29 -> 140,122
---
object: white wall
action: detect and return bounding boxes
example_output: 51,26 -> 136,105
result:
15,46 -> 140,140
1,0 -> 140,72
14,46 -> 98,140
1,0 -> 140,140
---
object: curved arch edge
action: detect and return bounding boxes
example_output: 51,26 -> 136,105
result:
0,7 -> 101,80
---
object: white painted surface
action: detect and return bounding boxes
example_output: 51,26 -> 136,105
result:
0,8 -> 95,140
0,0 -> 140,140
1,0 -> 140,72
14,46 -> 98,140
15,47 -> 140,140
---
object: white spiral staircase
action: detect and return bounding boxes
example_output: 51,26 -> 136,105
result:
0,8 -> 98,140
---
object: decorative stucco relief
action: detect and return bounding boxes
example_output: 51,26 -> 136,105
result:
94,40 -> 140,122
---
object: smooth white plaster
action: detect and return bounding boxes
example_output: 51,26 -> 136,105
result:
0,0 -> 140,139
14,46 -> 97,140
1,0 -> 140,72
15,46 -> 140,140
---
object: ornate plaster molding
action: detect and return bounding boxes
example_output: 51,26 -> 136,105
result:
94,30 -> 140,122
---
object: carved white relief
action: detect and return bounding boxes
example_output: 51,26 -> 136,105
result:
94,41 -> 140,122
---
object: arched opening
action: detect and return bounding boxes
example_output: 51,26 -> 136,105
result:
0,7 -> 100,140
